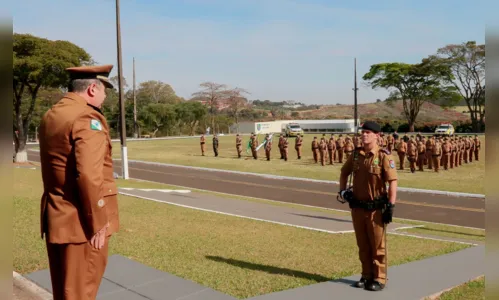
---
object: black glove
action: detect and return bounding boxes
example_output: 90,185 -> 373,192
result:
382,203 -> 395,224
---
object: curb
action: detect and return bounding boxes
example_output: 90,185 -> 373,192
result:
13,271 -> 52,300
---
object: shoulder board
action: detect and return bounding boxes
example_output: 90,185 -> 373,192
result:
380,148 -> 391,155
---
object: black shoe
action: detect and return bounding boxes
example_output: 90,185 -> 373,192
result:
353,277 -> 368,288
365,280 -> 385,291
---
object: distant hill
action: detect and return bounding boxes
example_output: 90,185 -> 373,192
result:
295,100 -> 469,123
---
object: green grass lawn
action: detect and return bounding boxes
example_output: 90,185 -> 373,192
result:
14,167 -> 471,299
108,134 -> 485,194
431,276 -> 485,300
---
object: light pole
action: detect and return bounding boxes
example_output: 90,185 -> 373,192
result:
353,58 -> 359,133
116,0 -> 129,179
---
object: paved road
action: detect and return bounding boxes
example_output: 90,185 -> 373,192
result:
27,151 -> 485,228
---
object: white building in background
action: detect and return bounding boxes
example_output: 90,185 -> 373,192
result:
231,119 -> 359,135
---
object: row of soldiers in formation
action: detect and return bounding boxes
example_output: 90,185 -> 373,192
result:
198,132 -> 481,172
394,134 -> 481,172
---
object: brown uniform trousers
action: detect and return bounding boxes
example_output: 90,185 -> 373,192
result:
469,143 -> 474,162
417,152 -> 425,171
278,137 -> 284,159
200,136 -> 206,155
341,146 -> 398,286
251,138 -> 258,159
295,137 -> 302,159
39,93 -> 119,300
474,141 -> 480,161
455,149 -> 460,167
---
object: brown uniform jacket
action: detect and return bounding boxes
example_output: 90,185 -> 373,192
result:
38,92 -> 119,244
341,146 -> 398,202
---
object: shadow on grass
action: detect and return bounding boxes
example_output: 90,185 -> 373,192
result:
205,256 -> 331,282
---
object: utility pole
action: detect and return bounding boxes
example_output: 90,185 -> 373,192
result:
353,58 -> 359,133
133,57 -> 138,138
116,0 -> 129,179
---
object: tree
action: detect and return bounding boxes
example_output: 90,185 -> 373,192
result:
136,80 -> 181,106
223,87 -> 249,132
362,60 -> 453,132
191,82 -> 227,131
427,41 -> 485,132
13,33 -> 92,162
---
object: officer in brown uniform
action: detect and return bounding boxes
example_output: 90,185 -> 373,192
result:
407,137 -> 417,173
295,134 -> 303,159
344,137 -> 355,160
319,137 -> 327,166
336,134 -> 345,163
236,134 -> 242,158
283,137 -> 289,161
416,139 -> 426,171
425,136 -> 434,169
432,137 -> 442,172
339,121 -> 398,291
474,135 -> 481,161
468,136 -> 475,163
38,65 -> 119,300
264,134 -> 272,161
250,134 -> 258,159
200,134 -> 206,156
463,137 -> 470,163
396,138 -> 407,170
442,138 -> 452,170
386,134 -> 394,152
450,138 -> 456,169
328,135 -> 336,165
212,134 -> 219,157
311,137 -> 319,163
278,134 -> 284,159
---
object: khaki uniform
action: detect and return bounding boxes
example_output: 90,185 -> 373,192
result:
340,145 -> 398,286
311,139 -> 319,163
407,140 -> 417,172
432,140 -> 442,172
212,136 -> 219,157
386,135 -> 394,152
283,138 -> 289,161
236,135 -> 242,158
295,136 -> 302,159
344,138 -> 355,160
474,137 -> 481,161
251,136 -> 258,159
39,92 -> 119,300
468,138 -> 475,163
200,135 -> 206,156
425,139 -> 433,169
319,139 -> 327,166
336,137 -> 345,163
396,140 -> 407,170
416,141 -> 426,171
265,137 -> 272,161
278,136 -> 284,159
442,140 -> 452,170
328,137 -> 336,165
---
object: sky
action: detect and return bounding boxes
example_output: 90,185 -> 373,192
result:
10,0 -> 495,105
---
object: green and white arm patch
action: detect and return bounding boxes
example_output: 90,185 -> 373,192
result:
90,119 -> 103,131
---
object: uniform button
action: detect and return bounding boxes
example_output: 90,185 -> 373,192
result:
109,189 -> 112,192
98,199 -> 105,207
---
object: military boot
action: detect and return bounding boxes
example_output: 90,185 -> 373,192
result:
365,280 -> 385,291
353,277 -> 368,288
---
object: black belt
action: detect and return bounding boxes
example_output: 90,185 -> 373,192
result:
349,197 -> 387,211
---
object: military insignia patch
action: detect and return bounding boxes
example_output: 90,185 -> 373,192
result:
389,159 -> 395,168
373,158 -> 379,165
90,119 -> 102,131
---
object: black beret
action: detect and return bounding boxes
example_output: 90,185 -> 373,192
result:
361,121 -> 381,133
